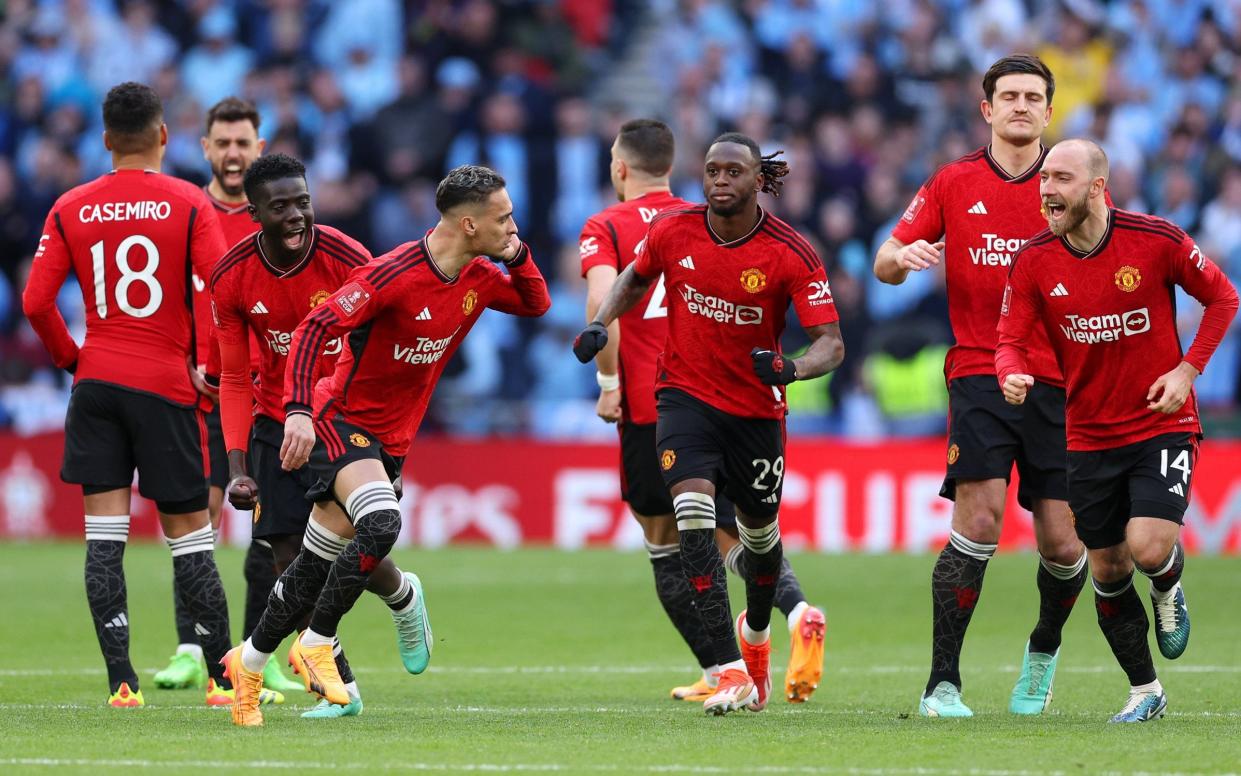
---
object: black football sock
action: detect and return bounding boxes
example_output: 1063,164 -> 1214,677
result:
674,492 -> 738,665
1094,573 -> 1157,686
172,575 -> 198,648
308,483 -> 402,638
332,637 -> 356,686
926,530 -> 995,695
1028,551 -> 1088,654
242,541 -> 278,639
167,526 -> 232,688
1137,542 -> 1184,594
737,521 -> 782,633
85,515 -> 137,693
648,543 -> 715,669
250,520 -> 348,654
726,542 -> 805,620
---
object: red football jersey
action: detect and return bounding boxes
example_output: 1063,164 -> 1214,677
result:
285,240 -> 550,456
997,210 -> 1239,451
196,190 -> 262,375
632,206 -> 839,420
211,225 -> 371,452
22,169 -> 225,406
579,190 -> 691,424
893,145 -> 1063,385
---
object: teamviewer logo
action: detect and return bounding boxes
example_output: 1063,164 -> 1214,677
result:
1122,308 -> 1150,336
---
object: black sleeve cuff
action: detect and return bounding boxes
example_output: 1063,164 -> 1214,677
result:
285,403 -> 312,417
503,242 -> 530,268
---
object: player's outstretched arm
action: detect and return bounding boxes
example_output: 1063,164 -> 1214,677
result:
573,264 -> 652,363
873,237 -> 944,286
22,215 -> 80,371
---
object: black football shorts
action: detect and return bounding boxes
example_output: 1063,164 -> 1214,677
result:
618,420 -> 737,526
62,380 -> 208,510
250,415 -> 316,539
1067,432 -> 1198,550
303,415 -> 404,507
655,388 -> 784,520
203,403 -> 229,489
941,375 -> 1068,509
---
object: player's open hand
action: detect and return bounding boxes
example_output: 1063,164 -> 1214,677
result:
596,387 -> 622,423
280,412 -> 315,471
1001,373 -> 1034,405
751,348 -> 797,385
226,474 -> 260,511
897,240 -> 944,272
1147,361 -> 1199,414
573,321 -> 608,363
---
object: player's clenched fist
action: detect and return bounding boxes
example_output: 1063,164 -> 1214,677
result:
226,473 -> 259,510
1001,373 -> 1034,405
751,348 -> 798,385
898,240 -> 945,271
573,321 -> 608,363
280,412 -> 315,471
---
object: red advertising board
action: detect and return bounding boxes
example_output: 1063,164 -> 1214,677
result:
2,431 -> 1239,554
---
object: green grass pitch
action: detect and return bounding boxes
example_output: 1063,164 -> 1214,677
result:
0,543 -> 1238,775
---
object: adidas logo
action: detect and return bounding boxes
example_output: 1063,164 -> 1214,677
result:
194,623 -> 211,636
762,493 -> 779,504
250,301 -> 269,315
1050,283 -> 1069,297
415,307 -> 432,321
968,201 -> 988,215
679,256 -> 695,270
105,613 -> 128,629
1168,483 -> 1185,496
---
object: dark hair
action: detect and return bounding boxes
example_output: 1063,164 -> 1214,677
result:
616,119 -> 675,177
435,165 -> 506,213
982,54 -> 1055,104
243,153 -> 306,202
205,96 -> 261,135
102,82 -> 163,153
709,132 -> 789,196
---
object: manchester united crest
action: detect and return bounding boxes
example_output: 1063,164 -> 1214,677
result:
947,444 -> 960,465
740,268 -> 767,293
349,433 -> 371,448
463,289 -> 478,315
310,290 -> 330,308
1114,266 -> 1141,293
661,449 -> 676,471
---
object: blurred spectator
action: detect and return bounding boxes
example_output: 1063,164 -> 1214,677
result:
181,8 -> 253,110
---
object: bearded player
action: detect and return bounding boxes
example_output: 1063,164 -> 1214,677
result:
222,165 -> 549,726
575,133 -> 844,715
873,54 -> 1088,717
581,119 -> 827,705
998,139 -> 1237,721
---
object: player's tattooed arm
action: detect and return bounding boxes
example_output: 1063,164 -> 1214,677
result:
225,449 -> 259,510
789,322 -> 845,381
573,265 -> 652,363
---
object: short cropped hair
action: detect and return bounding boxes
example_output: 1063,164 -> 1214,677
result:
435,165 -> 506,213
616,119 -> 675,177
243,153 -> 306,202
205,96 -> 261,135
982,53 -> 1055,104
102,82 -> 163,153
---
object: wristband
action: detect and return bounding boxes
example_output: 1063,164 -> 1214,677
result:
596,372 -> 620,391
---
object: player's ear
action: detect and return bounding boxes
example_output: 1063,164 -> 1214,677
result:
247,203 -> 259,223
159,124 -> 168,147
102,130 -> 113,152
980,98 -> 993,124
460,214 -> 476,236
256,137 -> 267,155
200,136 -> 209,159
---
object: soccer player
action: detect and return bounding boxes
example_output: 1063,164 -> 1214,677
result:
214,153 -> 431,720
21,82 -> 236,708
873,54 -> 1088,717
155,96 -> 303,696
573,133 -> 844,715
997,139 -> 1238,722
580,119 -> 826,705
221,165 -> 549,726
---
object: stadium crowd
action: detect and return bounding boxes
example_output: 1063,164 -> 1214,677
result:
1,0 -> 1239,437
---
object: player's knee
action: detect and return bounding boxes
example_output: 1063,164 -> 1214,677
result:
1089,553 -> 1132,583
953,512 -> 1002,545
355,508 -> 401,556
1130,542 -> 1173,575
1037,536 -> 1084,566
